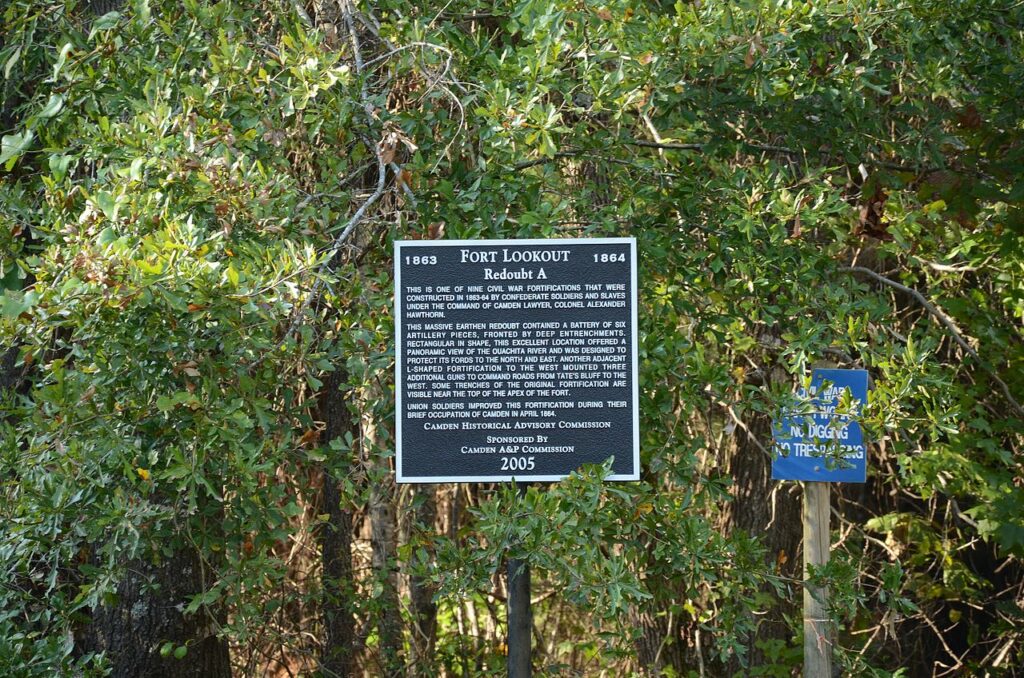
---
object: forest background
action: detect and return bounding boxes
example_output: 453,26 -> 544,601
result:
2,0 -> 1024,676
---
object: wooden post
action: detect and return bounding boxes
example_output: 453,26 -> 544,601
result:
507,482 -> 531,678
803,481 -> 832,677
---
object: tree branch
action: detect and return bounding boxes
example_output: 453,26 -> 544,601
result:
843,266 -> 1024,417
627,139 -> 706,152
627,138 -> 798,154
627,138 -> 947,174
513,151 -> 584,170
320,1 -> 389,259
513,138 -> 945,177
281,0 -> 388,344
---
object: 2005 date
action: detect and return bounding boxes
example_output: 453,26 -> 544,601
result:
500,456 -> 535,471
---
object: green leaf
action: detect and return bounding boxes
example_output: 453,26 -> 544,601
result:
94,191 -> 120,222
134,0 -> 152,24
173,645 -> 188,660
3,47 -> 21,80
226,264 -> 239,286
52,43 -> 72,80
1,290 -> 37,319
37,94 -> 64,119
539,132 -> 557,158
97,227 -> 118,246
0,130 -> 34,168
136,260 -> 164,275
130,157 -> 145,181
49,154 -> 73,181
155,392 -> 197,412
90,12 -> 122,38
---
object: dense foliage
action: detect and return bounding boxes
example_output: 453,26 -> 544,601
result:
2,0 -> 1023,675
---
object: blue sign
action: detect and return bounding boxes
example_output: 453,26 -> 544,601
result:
772,369 -> 869,483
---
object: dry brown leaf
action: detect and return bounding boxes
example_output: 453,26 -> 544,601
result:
262,128 -> 285,147
427,222 -> 446,240
78,385 -> 97,403
298,429 -> 320,447
380,139 -> 396,165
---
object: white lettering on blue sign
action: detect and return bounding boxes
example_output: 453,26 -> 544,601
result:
772,368 -> 869,483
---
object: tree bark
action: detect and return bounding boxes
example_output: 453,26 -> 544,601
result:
407,485 -> 438,677
632,469 -> 687,674
364,383 -> 404,676
1,347 -> 21,394
319,366 -> 357,677
723,395 -> 803,669
76,548 -> 231,678
369,478 -> 404,676
632,604 -> 685,675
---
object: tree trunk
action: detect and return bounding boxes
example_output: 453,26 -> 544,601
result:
76,548 -> 231,678
632,603 -> 686,675
369,477 -> 404,676
1,347 -> 21,394
319,366 -> 357,677
364,383 -> 404,676
407,485 -> 438,677
632,467 -> 688,674
723,390 -> 803,669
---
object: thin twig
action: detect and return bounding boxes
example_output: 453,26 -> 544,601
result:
353,10 -> 467,166
920,612 -> 966,675
714,396 -> 774,459
513,151 -> 582,170
641,112 -> 666,160
918,256 -> 989,273
627,139 -> 706,152
362,41 -> 453,70
628,138 -> 798,154
626,138 -> 954,174
923,261 -> 977,273
514,137 -> 814,169
391,162 -> 417,207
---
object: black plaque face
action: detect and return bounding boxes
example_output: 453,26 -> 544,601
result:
395,238 -> 639,483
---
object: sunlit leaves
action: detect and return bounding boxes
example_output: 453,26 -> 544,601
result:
0,131 -> 33,169
1,0 -> 1023,674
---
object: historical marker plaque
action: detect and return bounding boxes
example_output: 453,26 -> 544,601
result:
395,238 -> 639,483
